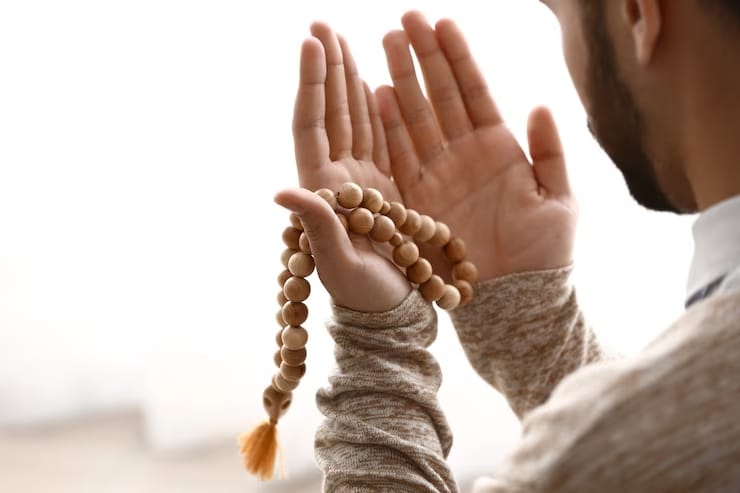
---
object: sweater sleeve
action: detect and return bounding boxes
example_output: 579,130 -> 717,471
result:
315,290 -> 458,493
450,266 -> 606,418
473,293 -> 740,492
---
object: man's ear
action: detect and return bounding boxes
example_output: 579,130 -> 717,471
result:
623,0 -> 663,65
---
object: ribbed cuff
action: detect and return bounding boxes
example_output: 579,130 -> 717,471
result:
331,289 -> 435,331
453,265 -> 574,326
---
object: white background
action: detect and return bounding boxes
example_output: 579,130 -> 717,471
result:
0,0 -> 694,483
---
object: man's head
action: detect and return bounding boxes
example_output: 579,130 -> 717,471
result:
541,0 -> 740,213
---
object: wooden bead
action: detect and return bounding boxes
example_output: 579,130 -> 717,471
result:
420,275 -> 445,302
277,291 -> 288,306
282,301 -> 308,326
283,276 -> 311,302
277,268 -> 292,287
281,326 -> 308,350
444,237 -> 467,263
281,249 -> 298,268
389,232 -> 404,247
281,346 -> 307,366
276,309 -> 286,328
437,284 -> 461,310
361,188 -> 384,213
407,258 -> 433,284
336,213 -> 349,233
282,227 -> 301,250
336,182 -> 363,209
288,252 -> 315,277
370,215 -> 396,243
315,188 -> 337,210
430,221 -> 451,247
387,202 -> 407,227
280,363 -> 306,381
393,241 -> 420,268
263,385 -> 292,421
273,373 -> 300,392
452,260 -> 479,285
414,215 -> 436,242
264,193 -> 486,426
348,208 -> 375,235
289,213 -> 303,231
455,280 -> 474,306
399,209 -> 422,235
298,232 -> 311,254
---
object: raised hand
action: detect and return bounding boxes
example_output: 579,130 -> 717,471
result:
275,23 -> 411,313
377,11 -> 578,282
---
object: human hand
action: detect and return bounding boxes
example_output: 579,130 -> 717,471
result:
377,11 -> 578,282
275,23 -> 411,313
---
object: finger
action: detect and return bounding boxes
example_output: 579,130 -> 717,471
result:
382,29 -> 444,163
310,22 -> 352,160
292,38 -> 331,182
337,35 -> 373,161
365,82 -> 391,176
435,18 -> 502,128
376,85 -> 421,191
274,188 -> 356,271
401,11 -> 472,139
527,106 -> 571,197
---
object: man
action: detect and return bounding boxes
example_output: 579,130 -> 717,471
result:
275,1 -> 740,491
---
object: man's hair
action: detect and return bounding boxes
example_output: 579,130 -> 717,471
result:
704,0 -> 740,25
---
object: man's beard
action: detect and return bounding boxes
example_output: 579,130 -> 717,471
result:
581,4 -> 679,213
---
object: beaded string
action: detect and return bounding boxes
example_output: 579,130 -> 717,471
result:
239,182 -> 478,480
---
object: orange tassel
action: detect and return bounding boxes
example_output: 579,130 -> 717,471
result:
239,421 -> 279,480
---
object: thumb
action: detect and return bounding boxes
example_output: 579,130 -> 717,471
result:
274,187 -> 355,269
527,106 -> 571,197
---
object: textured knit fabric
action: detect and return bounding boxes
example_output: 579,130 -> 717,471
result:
314,263 -> 740,492
315,290 -> 455,493
449,268 -> 606,419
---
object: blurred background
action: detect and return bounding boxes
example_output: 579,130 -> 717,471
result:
0,0 -> 694,491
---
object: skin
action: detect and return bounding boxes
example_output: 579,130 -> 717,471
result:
276,2 -> 740,313
547,0 -> 740,212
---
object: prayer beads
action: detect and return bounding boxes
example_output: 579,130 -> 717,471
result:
240,182 -> 478,480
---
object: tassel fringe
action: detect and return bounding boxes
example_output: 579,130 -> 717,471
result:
239,421 -> 279,480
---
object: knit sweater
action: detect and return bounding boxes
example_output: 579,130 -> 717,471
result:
314,265 -> 740,492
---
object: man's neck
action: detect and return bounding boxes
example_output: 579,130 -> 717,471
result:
683,39 -> 740,211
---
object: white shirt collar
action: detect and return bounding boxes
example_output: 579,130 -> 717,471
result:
687,194 -> 740,302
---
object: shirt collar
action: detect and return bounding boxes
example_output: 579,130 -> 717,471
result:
687,194 -> 740,303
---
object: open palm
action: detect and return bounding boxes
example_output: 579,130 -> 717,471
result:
276,23 -> 411,312
377,12 -> 578,282
292,24 -> 400,201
